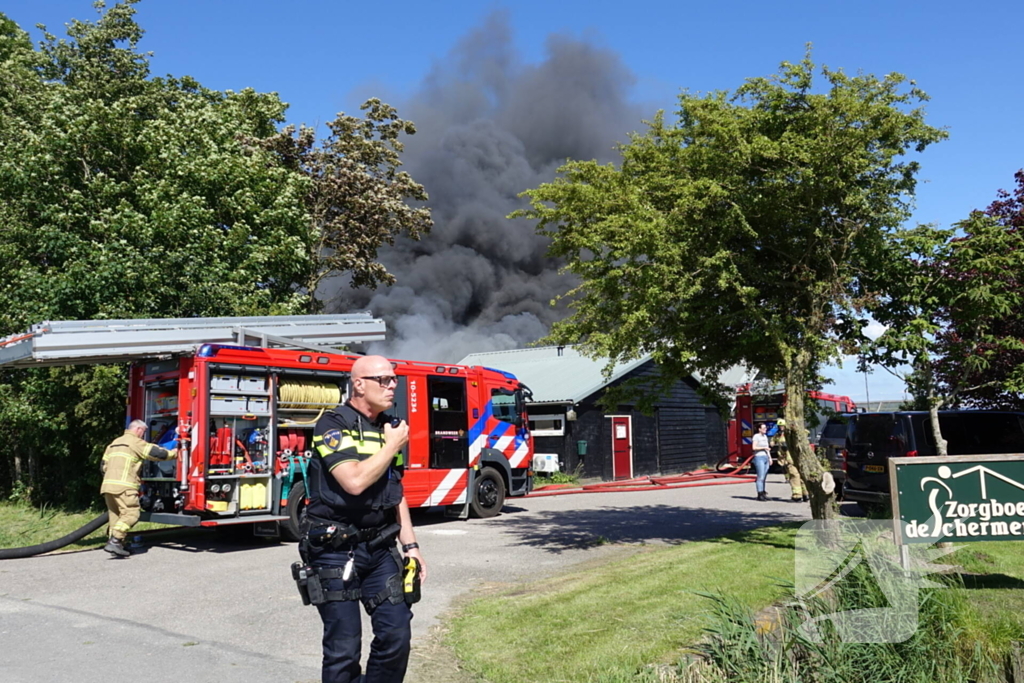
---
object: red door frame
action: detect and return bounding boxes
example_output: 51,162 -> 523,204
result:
608,415 -> 633,480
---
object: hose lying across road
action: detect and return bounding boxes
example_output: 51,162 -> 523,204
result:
528,459 -> 756,498
2,456 -> 759,557
0,512 -> 107,560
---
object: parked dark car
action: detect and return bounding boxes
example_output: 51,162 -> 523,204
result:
819,411 -> 1024,510
818,413 -> 855,496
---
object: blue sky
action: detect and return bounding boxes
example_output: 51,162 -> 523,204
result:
4,0 -> 1022,404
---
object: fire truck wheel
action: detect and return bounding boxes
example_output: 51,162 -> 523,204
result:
470,467 -> 505,518
281,479 -> 307,542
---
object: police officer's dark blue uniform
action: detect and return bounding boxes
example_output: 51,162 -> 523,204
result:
302,356 -> 424,683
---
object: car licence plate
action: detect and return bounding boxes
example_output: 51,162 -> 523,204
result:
864,465 -> 885,473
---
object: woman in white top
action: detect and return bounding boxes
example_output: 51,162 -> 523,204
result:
751,422 -> 772,501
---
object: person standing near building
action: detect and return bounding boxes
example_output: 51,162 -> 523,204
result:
99,419 -> 177,557
771,418 -> 807,502
752,422 -> 772,501
301,354 -> 426,683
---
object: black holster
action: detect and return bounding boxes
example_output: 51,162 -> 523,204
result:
291,562 -> 362,606
291,562 -> 320,606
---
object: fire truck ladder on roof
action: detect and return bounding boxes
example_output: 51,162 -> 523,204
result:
0,313 -> 386,369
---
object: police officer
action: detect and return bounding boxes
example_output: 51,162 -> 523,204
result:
304,355 -> 426,683
99,419 -> 177,557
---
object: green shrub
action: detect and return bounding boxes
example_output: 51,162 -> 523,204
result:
681,567 -> 1003,683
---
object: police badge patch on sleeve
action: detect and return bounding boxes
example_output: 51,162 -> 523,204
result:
323,429 -> 342,450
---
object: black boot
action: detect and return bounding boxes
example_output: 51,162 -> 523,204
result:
104,537 -> 130,558
757,491 -> 768,501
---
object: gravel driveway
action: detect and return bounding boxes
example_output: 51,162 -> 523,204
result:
0,475 -> 808,683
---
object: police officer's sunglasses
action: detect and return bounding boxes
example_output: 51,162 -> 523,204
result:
360,375 -> 399,387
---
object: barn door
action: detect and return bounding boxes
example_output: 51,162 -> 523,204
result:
610,416 -> 633,480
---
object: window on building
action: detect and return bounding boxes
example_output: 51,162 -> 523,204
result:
529,414 -> 565,436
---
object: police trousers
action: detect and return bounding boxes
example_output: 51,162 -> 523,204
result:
312,542 -> 413,683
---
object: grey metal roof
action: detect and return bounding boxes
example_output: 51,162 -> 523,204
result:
458,346 -> 652,405
861,399 -> 907,412
459,346 -> 757,406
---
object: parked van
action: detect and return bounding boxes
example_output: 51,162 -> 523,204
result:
820,411 -> 1024,509
818,413 -> 854,496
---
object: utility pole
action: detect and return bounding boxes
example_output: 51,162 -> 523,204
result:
863,364 -> 871,410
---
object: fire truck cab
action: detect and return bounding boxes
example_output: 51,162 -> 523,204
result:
0,315 -> 534,539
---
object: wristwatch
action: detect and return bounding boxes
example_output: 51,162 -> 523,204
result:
402,542 -> 419,552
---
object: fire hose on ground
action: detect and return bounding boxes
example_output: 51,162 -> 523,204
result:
528,454 -> 757,498
0,512 -> 108,560
1,453 -> 759,556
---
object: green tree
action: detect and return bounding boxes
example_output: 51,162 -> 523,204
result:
869,214 -> 1024,455
0,1 -> 429,505
256,101 -> 433,307
934,173 -> 1024,410
516,53 -> 946,519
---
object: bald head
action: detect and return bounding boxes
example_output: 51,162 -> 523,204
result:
349,355 -> 398,418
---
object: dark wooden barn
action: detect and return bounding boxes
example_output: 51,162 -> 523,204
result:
459,346 -> 744,481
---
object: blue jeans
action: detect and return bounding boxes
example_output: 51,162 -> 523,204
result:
311,542 -> 412,683
753,454 -> 770,494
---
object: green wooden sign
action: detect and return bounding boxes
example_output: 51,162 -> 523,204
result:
890,454 -> 1024,545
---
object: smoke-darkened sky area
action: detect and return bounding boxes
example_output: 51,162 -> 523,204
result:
4,0 -> 1022,401
325,13 -> 647,362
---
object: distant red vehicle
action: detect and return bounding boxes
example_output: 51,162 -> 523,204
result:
722,386 -> 856,469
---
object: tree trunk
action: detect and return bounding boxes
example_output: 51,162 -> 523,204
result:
785,349 -> 838,520
27,445 -> 38,498
928,387 -> 947,456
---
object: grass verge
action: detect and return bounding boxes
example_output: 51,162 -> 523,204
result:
447,525 -> 1024,683
0,501 -> 174,552
447,524 -> 800,683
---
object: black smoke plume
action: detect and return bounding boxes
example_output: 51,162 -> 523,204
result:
329,12 -> 647,362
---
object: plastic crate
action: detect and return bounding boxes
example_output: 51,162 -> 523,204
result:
210,375 -> 238,391
246,396 -> 270,415
210,395 -> 248,415
238,375 -> 267,393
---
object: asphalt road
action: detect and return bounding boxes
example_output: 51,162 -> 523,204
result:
0,475 -> 810,683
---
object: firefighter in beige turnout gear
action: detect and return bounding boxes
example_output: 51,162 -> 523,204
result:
100,419 -> 177,557
772,419 -> 807,502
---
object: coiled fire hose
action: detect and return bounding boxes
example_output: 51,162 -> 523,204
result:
277,380 -> 343,426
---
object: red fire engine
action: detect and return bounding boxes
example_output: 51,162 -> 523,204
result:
0,315 -> 534,539
722,385 -> 856,468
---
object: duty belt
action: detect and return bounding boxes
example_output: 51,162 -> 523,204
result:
303,515 -> 400,552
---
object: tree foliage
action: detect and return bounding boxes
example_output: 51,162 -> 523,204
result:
873,171 -> 1024,420
868,202 -> 1024,451
934,209 -> 1024,409
938,173 -> 1024,408
0,1 -> 429,506
257,101 -> 432,304
516,52 -> 945,519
